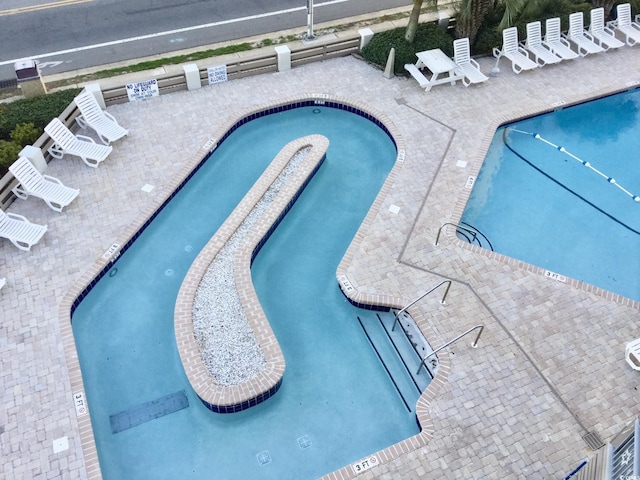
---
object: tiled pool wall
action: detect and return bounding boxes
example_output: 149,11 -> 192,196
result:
174,134 -> 329,413
446,84 -> 640,310
58,95 -> 448,480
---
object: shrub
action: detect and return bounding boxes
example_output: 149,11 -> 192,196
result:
11,122 -> 41,146
0,88 -> 80,141
0,139 -> 22,175
361,23 -> 454,75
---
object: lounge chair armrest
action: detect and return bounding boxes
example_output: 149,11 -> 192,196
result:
602,25 -> 617,36
517,47 -> 531,58
6,212 -> 29,223
469,58 -> 481,69
76,134 -> 97,144
606,19 -> 618,28
43,174 -> 63,185
583,30 -> 596,41
103,111 -> 119,124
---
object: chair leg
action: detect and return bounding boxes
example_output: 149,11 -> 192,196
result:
75,115 -> 88,130
11,185 -> 28,200
48,144 -> 65,159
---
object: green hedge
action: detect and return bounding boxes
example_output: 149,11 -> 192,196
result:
0,89 -> 80,177
361,23 -> 454,75
0,88 -> 80,141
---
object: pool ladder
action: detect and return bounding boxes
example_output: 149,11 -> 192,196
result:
434,221 -> 494,251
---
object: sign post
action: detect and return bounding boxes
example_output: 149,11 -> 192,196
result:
304,0 -> 315,40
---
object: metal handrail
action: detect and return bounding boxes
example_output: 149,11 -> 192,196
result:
391,280 -> 452,332
416,324 -> 484,375
434,222 -> 493,251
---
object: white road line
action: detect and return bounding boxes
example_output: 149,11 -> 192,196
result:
0,0 -> 351,66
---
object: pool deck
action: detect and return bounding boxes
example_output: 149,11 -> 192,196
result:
2,37 -> 640,479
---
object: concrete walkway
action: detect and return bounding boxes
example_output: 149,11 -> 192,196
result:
1,40 -> 639,479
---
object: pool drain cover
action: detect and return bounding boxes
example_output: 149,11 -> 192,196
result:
583,430 -> 605,450
297,435 -> 312,449
109,391 -> 189,433
256,450 -> 271,466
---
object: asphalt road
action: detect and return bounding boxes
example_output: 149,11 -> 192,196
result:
0,0 -> 409,80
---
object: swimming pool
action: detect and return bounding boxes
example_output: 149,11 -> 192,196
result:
460,88 -> 640,301
69,100 -> 424,479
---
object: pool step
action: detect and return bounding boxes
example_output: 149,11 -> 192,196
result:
356,310 -> 435,412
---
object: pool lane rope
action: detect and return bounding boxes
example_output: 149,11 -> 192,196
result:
509,128 -> 640,202
503,128 -> 640,236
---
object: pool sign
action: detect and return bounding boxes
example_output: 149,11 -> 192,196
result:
74,391 -> 88,417
126,79 -> 159,102
544,270 -> 567,283
351,454 -> 379,474
207,65 -> 227,85
102,242 -> 121,260
465,175 -> 476,189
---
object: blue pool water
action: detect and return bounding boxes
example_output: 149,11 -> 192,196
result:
461,88 -> 640,301
71,105 -> 421,479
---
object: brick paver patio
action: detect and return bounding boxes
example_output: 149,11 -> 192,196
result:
1,38 -> 639,479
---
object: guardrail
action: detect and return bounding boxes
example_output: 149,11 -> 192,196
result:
0,31 -> 363,209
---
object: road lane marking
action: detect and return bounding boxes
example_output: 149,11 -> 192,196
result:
0,0 -> 351,66
0,0 -> 93,17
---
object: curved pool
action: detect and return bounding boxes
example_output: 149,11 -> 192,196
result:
70,100 -> 422,479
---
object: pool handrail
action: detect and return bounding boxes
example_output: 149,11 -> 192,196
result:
434,221 -> 494,251
391,280 -> 452,333
416,324 -> 485,375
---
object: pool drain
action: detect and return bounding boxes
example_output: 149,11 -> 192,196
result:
256,450 -> 271,466
165,269 -> 174,276
109,268 -> 117,277
312,108 -> 321,114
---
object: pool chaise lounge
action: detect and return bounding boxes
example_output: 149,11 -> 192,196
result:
626,338 -> 640,370
608,3 -> 640,46
493,26 -> 539,74
9,157 -> 80,213
589,7 -> 625,51
0,208 -> 48,251
74,90 -> 129,145
45,118 -> 113,168
565,12 -> 605,56
453,37 -> 488,86
545,17 -> 580,60
523,21 -> 563,66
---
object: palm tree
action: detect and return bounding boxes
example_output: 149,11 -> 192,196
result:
455,0 -> 495,43
405,0 -> 439,42
591,0 -> 616,18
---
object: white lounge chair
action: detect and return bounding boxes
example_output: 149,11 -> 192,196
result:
404,63 -> 430,90
523,21 -> 562,66
589,7 -> 625,50
608,3 -> 640,46
566,12 -> 605,56
0,209 -> 47,251
9,157 -> 80,212
626,338 -> 640,370
74,90 -> 129,145
44,118 -> 113,168
453,38 -> 488,86
493,27 -> 538,74
545,17 -> 580,60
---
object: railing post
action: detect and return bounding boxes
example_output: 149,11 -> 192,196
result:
417,324 -> 485,374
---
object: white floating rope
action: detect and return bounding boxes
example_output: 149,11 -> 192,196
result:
509,128 -> 640,202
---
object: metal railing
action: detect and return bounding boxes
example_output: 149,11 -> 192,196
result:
416,324 -> 484,374
391,280 -> 452,332
434,221 -> 494,251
